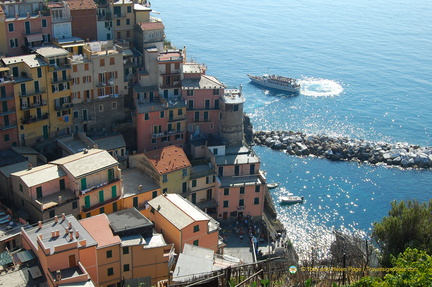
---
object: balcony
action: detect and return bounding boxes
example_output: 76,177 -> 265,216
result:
55,103 -> 73,111
21,113 -> 49,125
152,129 -> 184,138
0,108 -> 15,116
160,69 -> 181,76
0,94 -> 14,101
81,195 -> 121,213
96,79 -> 114,87
0,121 -> 17,130
48,64 -> 71,72
0,75 -> 13,84
22,28 -> 42,36
19,90 -> 46,98
168,115 -> 186,122
51,76 -> 71,84
80,178 -> 121,195
21,101 -> 47,111
51,16 -> 72,24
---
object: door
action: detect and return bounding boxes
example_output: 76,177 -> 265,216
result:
34,81 -> 40,93
82,110 -> 88,121
59,178 -> 65,190
43,125 -> 48,139
24,21 -> 30,35
68,254 -> 76,268
223,212 -> 228,220
36,108 -> 42,119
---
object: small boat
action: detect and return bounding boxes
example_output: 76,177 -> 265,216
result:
280,195 -> 304,204
248,74 -> 301,93
267,183 -> 279,189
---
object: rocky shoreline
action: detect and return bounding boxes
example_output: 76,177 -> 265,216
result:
253,130 -> 432,169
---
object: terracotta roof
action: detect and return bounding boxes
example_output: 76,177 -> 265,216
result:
144,145 -> 191,175
80,214 -> 121,248
138,21 -> 164,31
65,0 -> 97,10
47,2 -> 65,8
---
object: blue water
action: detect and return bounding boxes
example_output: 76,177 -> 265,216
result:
155,0 -> 432,259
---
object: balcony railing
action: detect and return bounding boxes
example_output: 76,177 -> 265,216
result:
0,121 -> 17,130
51,76 -> 71,84
0,94 -> 14,101
152,130 -> 184,138
21,113 -> 49,125
0,108 -> 15,116
96,79 -> 114,87
81,195 -> 121,213
22,28 -> 42,35
20,90 -> 46,98
21,101 -> 47,111
80,178 -> 121,195
54,103 -> 73,111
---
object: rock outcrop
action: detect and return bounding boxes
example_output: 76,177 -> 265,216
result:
253,130 -> 432,169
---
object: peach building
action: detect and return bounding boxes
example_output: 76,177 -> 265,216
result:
145,193 -> 221,253
81,208 -> 175,286
21,214 -> 97,287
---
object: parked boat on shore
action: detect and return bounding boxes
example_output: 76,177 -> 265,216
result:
248,74 -> 301,93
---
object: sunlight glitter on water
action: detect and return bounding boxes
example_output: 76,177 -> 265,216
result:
298,77 -> 344,97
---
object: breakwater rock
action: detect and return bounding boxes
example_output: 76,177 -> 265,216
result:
253,130 -> 432,169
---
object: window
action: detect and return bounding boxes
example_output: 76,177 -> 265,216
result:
144,113 -> 149,120
239,199 -> 244,206
194,111 -> 199,121
133,196 -> 138,208
86,212 -> 91,218
205,99 -> 210,109
49,210 -> 55,218
182,169 -> 188,177
127,6 -> 132,13
224,188 -> 229,196
112,102 -> 117,109
192,180 -> 197,187
123,247 -> 129,255
73,111 -> 79,118
42,19 -> 47,28
100,59 -> 105,66
255,185 -> 260,193
99,190 -> 104,203
100,207 -> 105,214
254,197 -> 260,205
234,105 -> 239,111
8,23 -> 14,32
113,202 -> 118,212
110,57 -> 115,65
107,267 -> 114,276
9,39 -> 18,48
106,250 -> 112,258
116,19 -> 120,26
234,165 -> 240,176
160,111 -> 165,118
193,225 -> 200,232
240,187 -> 245,194
111,185 -> 117,197
213,148 -> 218,155
126,19 -> 130,25
152,190 -> 157,198
84,195 -> 90,208
213,89 -> 219,95
72,201 -> 78,209
85,63 -> 89,71
123,264 -> 130,272
182,182 -> 187,193
59,178 -> 65,190
19,184 -> 23,192
4,134 -> 9,142
218,167 -> 223,177
162,174 -> 168,183
178,108 -> 183,115
99,104 -> 104,112
223,201 -> 229,208
215,99 -> 220,109
36,186 -> 42,198
203,111 -> 209,121
193,240 -> 199,246
187,89 -> 193,96
37,67 -> 42,78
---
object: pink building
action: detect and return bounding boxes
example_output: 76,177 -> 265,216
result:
1,0 -> 52,56
181,63 -> 225,141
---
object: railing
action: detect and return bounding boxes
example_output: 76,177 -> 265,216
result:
19,90 -> 46,98
152,130 -> 184,138
0,107 -> 15,116
80,178 -> 120,195
21,113 -> 49,124
22,28 -> 42,35
96,80 -> 114,87
21,101 -> 47,111
54,103 -> 73,111
0,93 -> 14,101
51,76 -> 71,84
0,121 -> 17,130
81,195 -> 121,213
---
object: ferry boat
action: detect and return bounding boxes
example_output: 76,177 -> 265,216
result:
267,183 -> 279,189
280,195 -> 304,204
248,74 -> 301,93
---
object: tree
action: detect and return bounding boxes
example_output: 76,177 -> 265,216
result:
371,200 -> 432,267
351,248 -> 432,287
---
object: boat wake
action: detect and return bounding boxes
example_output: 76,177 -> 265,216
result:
298,77 -> 344,97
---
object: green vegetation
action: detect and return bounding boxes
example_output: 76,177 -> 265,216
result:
351,248 -> 432,286
371,200 -> 432,267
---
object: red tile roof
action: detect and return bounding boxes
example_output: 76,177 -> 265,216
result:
66,0 -> 97,10
144,145 -> 191,175
80,214 -> 121,248
138,21 -> 164,31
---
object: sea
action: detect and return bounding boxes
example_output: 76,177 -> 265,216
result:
154,0 -> 432,261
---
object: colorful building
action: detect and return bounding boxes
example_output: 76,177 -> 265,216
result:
145,193 -> 221,253
0,66 -> 18,148
66,0 -> 98,42
21,214 -> 98,287
139,145 -> 191,194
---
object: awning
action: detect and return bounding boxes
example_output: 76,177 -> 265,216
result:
26,34 -> 43,43
0,251 -> 12,266
16,250 -> 35,263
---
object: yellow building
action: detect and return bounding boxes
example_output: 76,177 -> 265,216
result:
50,148 -> 123,219
110,0 -> 135,42
139,145 -> 191,194
1,54 -> 50,146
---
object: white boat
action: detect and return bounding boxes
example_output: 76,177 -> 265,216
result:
280,195 -> 304,204
267,183 -> 279,189
248,74 -> 301,93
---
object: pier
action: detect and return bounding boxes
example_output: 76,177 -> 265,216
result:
253,130 -> 432,169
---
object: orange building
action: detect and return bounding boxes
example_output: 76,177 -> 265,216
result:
21,214 -> 97,287
80,208 -> 175,286
145,193 -> 221,253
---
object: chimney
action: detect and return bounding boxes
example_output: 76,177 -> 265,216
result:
75,230 -> 80,238
58,195 -> 62,203
61,213 -> 65,221
51,231 -> 56,238
28,163 -> 33,170
65,228 -> 69,235
54,215 -> 58,223
15,13 -> 18,20
56,270 -> 62,281
69,230 -> 74,241
68,221 -> 72,229
38,221 -> 42,229
138,185 -> 143,190
26,12 -> 30,18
